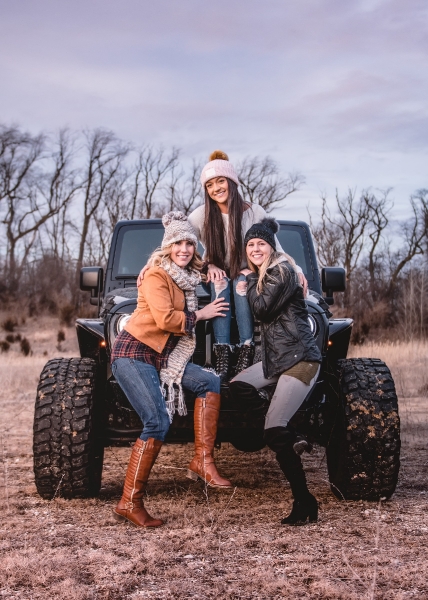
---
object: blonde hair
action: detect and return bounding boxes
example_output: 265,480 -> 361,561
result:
247,250 -> 297,294
149,241 -> 204,272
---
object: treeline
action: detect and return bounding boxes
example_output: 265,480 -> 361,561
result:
0,123 -> 427,341
311,188 -> 428,342
0,124 -> 302,318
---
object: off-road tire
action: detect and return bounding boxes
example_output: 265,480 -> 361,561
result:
326,358 -> 400,501
33,357 -> 104,499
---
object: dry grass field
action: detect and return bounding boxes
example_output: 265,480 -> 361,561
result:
0,315 -> 427,599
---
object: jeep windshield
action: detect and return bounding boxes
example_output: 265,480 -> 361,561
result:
111,219 -> 316,285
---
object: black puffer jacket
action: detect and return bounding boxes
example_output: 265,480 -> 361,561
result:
246,260 -> 322,379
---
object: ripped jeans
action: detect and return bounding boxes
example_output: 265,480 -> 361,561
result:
112,359 -> 220,441
207,274 -> 254,345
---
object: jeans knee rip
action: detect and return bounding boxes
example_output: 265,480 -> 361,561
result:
235,281 -> 247,296
214,278 -> 228,297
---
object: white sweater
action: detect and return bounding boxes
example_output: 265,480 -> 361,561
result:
188,203 -> 284,270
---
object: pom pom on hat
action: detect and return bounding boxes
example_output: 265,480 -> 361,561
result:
260,217 -> 279,235
162,211 -> 188,228
161,211 -> 198,249
209,150 -> 229,161
244,217 -> 280,250
200,150 -> 239,188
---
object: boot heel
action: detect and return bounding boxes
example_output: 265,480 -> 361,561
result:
308,502 -> 319,522
186,469 -> 199,481
112,510 -> 126,523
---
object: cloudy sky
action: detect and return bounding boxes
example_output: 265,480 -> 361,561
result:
0,0 -> 426,220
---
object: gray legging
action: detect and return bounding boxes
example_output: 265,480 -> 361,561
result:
231,362 -> 320,429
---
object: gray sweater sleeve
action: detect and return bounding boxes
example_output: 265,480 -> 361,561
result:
188,205 -> 205,249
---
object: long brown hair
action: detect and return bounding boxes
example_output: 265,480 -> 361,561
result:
203,178 -> 245,279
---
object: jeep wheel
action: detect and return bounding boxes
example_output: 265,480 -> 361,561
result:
326,358 -> 400,501
33,358 -> 104,499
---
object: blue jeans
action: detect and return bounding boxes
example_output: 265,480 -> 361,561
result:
111,359 -> 220,441
208,275 -> 254,345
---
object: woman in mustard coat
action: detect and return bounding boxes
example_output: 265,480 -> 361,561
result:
111,212 -> 232,529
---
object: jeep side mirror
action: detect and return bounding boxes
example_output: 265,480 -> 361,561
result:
80,267 -> 104,307
321,267 -> 346,305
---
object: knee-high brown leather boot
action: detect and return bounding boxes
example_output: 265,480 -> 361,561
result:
113,437 -> 163,527
187,392 -> 232,488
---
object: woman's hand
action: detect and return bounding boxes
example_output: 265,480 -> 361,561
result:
206,264 -> 227,283
298,272 -> 308,297
137,264 -> 150,287
195,297 -> 229,321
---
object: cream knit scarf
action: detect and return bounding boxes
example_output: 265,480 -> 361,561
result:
158,257 -> 201,422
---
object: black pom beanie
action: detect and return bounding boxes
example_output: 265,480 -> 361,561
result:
244,217 -> 279,250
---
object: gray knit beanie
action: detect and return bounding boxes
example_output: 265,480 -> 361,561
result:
161,211 -> 198,249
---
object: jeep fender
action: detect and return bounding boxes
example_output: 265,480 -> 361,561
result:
76,318 -> 105,361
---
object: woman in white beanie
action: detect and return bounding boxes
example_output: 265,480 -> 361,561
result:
188,150 -> 306,382
111,211 -> 232,529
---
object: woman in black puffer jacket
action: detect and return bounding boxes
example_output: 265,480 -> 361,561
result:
230,217 -> 322,525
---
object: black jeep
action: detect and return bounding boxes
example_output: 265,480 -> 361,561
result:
33,219 -> 400,502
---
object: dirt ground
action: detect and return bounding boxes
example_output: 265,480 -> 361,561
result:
0,316 -> 427,599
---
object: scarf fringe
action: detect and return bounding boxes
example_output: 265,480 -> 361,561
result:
162,383 -> 188,424
158,258 -> 200,422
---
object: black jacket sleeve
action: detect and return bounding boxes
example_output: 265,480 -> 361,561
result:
246,264 -> 299,322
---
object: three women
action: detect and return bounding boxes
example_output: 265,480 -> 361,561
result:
139,150 -> 306,381
115,154 -> 321,527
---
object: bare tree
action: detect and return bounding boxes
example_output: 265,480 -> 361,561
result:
309,189 -> 371,306
335,189 -> 372,303
309,195 -> 344,268
165,159 -> 203,215
91,167 -> 130,264
128,146 -> 180,219
364,189 -> 392,303
237,156 -> 304,212
0,128 -> 78,294
0,125 -> 44,207
387,189 -> 428,298
38,129 -> 80,261
74,129 -> 129,281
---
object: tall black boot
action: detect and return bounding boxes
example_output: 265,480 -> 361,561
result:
285,423 -> 313,456
213,344 -> 232,383
265,426 -> 318,525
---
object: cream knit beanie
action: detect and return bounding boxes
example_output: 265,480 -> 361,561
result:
161,211 -> 198,249
200,150 -> 240,188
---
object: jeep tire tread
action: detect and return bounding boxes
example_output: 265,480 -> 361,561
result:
326,358 -> 400,501
33,357 -> 104,499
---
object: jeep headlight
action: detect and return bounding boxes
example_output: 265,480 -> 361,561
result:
116,314 -> 132,333
307,315 -> 318,337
